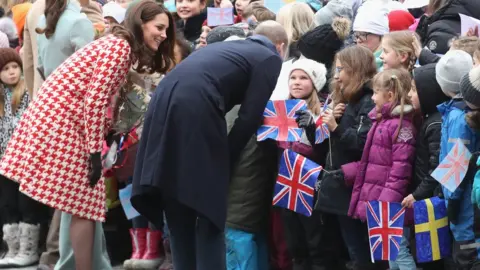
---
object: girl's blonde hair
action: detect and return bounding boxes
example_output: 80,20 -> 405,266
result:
276,2 -> 314,44
383,31 -> 419,73
331,45 -> 377,104
0,77 -> 26,117
451,36 -> 480,56
372,68 -> 412,140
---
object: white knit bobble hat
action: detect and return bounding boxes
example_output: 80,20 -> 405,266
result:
289,59 -> 327,92
353,0 -> 389,35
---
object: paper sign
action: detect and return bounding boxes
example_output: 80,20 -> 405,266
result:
119,184 -> 140,220
460,14 -> 480,36
207,7 -> 234,27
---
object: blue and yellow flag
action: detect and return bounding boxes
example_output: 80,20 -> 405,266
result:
414,197 -> 451,262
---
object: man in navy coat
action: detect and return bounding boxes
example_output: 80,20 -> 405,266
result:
131,21 -> 288,270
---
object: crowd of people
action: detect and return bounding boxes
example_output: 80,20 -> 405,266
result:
0,0 -> 480,269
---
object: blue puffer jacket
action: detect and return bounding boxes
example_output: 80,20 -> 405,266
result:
438,99 -> 479,242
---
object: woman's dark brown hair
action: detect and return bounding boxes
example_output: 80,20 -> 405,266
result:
110,0 -> 176,74
35,0 -> 67,38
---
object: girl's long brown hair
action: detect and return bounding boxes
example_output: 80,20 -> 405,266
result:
0,77 -> 26,117
330,45 -> 377,105
110,0 -> 176,74
35,0 -> 67,38
372,68 -> 412,140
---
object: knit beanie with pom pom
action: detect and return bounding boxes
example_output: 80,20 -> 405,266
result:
298,17 -> 351,70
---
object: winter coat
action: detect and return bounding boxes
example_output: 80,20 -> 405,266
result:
410,63 -> 449,200
131,35 -> 283,229
418,49 -> 441,66
342,103 -> 416,221
0,85 -> 29,159
37,1 -> 95,78
416,0 -> 480,54
315,85 -> 375,215
176,11 -> 207,48
0,35 -> 132,222
438,98 -> 480,241
225,105 -> 278,233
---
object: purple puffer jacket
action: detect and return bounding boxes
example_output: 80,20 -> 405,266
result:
341,103 -> 416,221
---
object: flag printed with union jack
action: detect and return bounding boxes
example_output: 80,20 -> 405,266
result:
431,140 -> 472,193
366,201 -> 405,262
314,117 -> 330,144
257,100 -> 307,142
272,149 -> 322,216
207,7 -> 234,27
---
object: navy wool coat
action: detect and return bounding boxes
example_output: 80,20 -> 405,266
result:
131,35 -> 283,229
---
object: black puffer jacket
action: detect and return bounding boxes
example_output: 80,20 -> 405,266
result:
411,64 -> 450,200
315,85 -> 375,215
416,0 -> 480,54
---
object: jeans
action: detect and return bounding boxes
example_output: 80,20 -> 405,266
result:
388,227 -> 416,270
164,199 -> 226,270
338,215 -> 373,266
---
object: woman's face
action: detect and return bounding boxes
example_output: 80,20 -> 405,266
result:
0,61 -> 20,86
289,69 -> 314,99
176,0 -> 205,20
141,13 -> 169,52
354,31 -> 382,52
333,59 -> 350,90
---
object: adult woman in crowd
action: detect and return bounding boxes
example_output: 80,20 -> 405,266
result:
0,1 -> 176,270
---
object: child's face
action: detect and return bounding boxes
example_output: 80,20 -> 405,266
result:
372,86 -> 393,111
289,69 -> 314,99
176,0 -> 206,20
333,59 -> 350,90
0,61 -> 20,86
380,41 -> 406,70
408,80 -> 421,111
235,0 -> 251,17
354,31 -> 382,53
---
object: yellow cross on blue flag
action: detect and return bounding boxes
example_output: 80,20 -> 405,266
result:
413,197 -> 451,262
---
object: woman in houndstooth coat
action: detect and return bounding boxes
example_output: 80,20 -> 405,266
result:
0,1 -> 176,268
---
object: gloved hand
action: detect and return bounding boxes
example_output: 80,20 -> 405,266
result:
105,131 -> 122,147
295,110 -> 315,129
89,152 -> 102,188
447,199 -> 461,225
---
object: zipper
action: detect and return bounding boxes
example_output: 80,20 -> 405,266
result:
357,115 -> 364,133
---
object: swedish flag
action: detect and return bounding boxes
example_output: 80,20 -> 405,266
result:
414,197 -> 451,262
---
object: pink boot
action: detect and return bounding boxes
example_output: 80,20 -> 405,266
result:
158,239 -> 173,270
133,229 -> 164,269
123,228 -> 147,269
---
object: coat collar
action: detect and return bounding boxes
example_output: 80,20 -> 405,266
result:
368,102 -> 414,120
437,98 -> 468,115
247,35 -> 279,56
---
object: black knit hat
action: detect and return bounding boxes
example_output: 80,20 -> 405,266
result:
0,48 -> 21,71
461,67 -> 480,108
298,17 -> 351,70
206,26 -> 246,44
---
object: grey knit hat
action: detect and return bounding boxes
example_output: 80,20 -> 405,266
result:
461,67 -> 480,107
206,26 -> 246,44
435,50 -> 473,96
314,0 -> 353,27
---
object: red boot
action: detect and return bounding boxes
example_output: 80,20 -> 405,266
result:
133,229 -> 164,269
123,228 -> 147,269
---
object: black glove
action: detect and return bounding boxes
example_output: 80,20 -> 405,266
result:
89,152 -> 102,188
447,199 -> 461,225
295,110 -> 316,143
105,131 -> 122,147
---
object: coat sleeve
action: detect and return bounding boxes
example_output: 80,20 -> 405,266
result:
228,55 -> 282,167
22,14 -> 34,97
331,97 -> 374,153
418,49 -> 440,66
85,38 -> 131,154
69,18 -> 95,52
378,124 -> 416,203
342,161 -> 360,187
412,122 -> 441,200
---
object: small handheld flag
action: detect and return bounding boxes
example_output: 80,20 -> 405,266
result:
257,100 -> 307,142
414,197 -> 451,263
207,7 -> 234,27
272,149 -> 322,216
431,140 -> 471,193
366,201 -> 405,262
119,184 -> 140,220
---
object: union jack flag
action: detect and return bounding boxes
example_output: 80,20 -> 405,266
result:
272,149 -> 322,216
431,139 -> 472,193
257,100 -> 307,142
207,7 -> 234,27
314,117 -> 330,144
366,201 -> 405,262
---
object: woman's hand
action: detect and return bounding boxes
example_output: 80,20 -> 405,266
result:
322,109 -> 338,132
333,103 -> 346,119
401,194 -> 416,208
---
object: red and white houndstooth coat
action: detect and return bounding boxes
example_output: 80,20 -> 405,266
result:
0,35 -> 132,222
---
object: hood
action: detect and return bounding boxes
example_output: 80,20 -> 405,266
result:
413,63 -> 450,115
437,98 -> 467,114
369,102 -> 414,120
433,0 -> 480,22
247,35 -> 279,56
